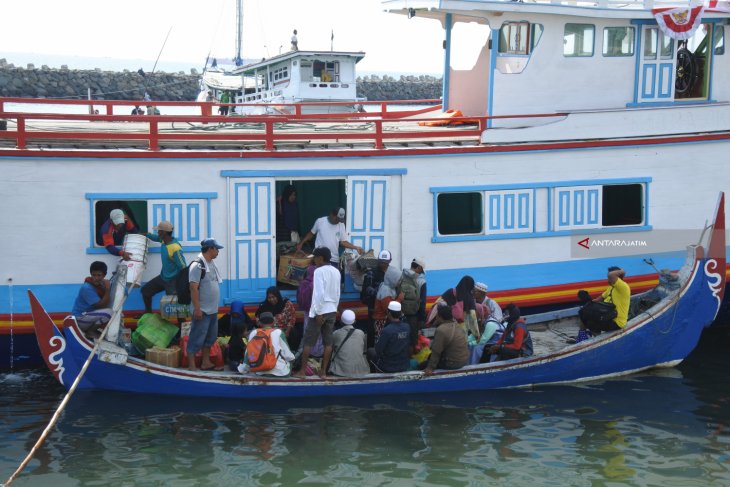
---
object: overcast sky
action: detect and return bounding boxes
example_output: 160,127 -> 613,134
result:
0,0 -> 462,74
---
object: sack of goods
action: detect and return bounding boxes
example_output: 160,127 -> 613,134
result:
131,313 -> 179,354
277,251 -> 313,286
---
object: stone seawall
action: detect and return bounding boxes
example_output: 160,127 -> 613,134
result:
0,59 -> 442,102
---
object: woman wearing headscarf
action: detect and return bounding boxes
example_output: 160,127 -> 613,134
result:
276,184 -> 300,243
428,276 -> 480,341
255,287 -> 299,349
371,266 -> 404,341
218,300 -> 254,369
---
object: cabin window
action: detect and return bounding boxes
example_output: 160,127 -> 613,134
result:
499,22 -> 529,55
270,66 -> 289,82
602,184 -> 644,226
437,193 -> 483,235
603,27 -> 635,57
564,24 -> 595,57
714,25 -> 725,55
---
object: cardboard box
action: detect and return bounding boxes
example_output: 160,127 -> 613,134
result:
145,345 -> 181,368
277,251 -> 313,286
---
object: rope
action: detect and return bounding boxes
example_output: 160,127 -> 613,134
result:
4,272 -> 141,486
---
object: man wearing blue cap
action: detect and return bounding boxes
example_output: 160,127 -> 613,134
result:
187,238 -> 224,371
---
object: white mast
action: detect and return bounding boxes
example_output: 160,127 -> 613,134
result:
235,0 -> 243,65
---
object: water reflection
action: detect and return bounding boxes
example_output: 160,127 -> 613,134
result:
1,328 -> 729,486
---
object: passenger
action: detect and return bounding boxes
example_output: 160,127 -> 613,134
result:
141,220 -> 186,313
99,209 -> 139,260
218,91 -> 230,116
255,286 -> 300,351
187,238 -> 224,371
423,305 -> 468,375
292,246 -> 340,379
296,265 -> 323,357
295,207 -> 364,265
131,105 -> 145,115
371,250 -> 403,341
291,29 -> 298,51
484,303 -> 533,362
473,282 -> 503,323
244,312 -> 295,376
577,266 -> 631,341
360,250 -> 389,343
218,300 -> 254,369
276,184 -> 300,243
429,276 -> 480,341
368,301 -> 411,373
71,261 -> 112,338
329,309 -> 369,377
399,257 -> 427,348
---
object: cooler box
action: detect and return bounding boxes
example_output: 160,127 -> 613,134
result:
145,345 -> 181,367
277,251 -> 313,286
132,313 -> 179,354
160,295 -> 191,320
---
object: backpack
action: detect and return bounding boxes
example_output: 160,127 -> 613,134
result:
246,328 -> 279,372
398,271 -> 421,315
360,268 -> 383,309
176,259 -> 205,305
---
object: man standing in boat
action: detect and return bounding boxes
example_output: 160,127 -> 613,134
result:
187,238 -> 224,371
291,29 -> 298,51
99,209 -> 139,261
296,207 -> 364,266
141,220 -> 187,314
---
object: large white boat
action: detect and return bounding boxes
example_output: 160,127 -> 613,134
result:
2,0 -> 730,368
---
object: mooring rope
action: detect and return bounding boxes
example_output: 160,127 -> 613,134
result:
4,275 -> 140,486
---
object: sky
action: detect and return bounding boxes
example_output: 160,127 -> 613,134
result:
0,0 -> 457,75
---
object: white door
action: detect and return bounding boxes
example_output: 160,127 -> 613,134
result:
228,178 -> 276,301
347,176 -> 390,254
638,26 -> 675,103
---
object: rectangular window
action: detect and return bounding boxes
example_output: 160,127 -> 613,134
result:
437,193 -> 483,235
602,27 -> 635,57
644,28 -> 658,60
602,184 -> 644,226
715,25 -> 725,55
564,24 -> 595,57
499,22 -> 530,55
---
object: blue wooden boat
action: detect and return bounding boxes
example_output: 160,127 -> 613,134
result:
28,194 -> 726,399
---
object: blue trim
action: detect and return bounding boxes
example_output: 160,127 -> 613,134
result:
489,194 -> 500,231
504,193 -> 515,229
632,23 -> 643,104
370,180 -> 387,232
558,190 -> 570,227
430,177 -> 652,193
587,189 -> 599,225
432,224 -> 653,243
187,204 -> 200,241
518,193 -> 530,229
152,204 -> 166,227
488,27 -> 499,128
254,181 -> 271,235
234,182 -> 251,237
626,99 -> 718,108
443,13 -> 452,110
352,180 -> 368,232
369,235 -> 384,253
642,64 -> 657,98
170,204 -> 183,240
658,63 -> 673,98
547,189 -> 553,232
86,192 -> 217,199
220,169 -> 406,177
574,190 -> 584,226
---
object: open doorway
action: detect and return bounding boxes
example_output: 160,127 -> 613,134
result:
675,23 -> 724,100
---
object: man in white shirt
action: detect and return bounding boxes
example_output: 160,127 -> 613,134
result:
291,29 -> 298,51
293,246 -> 341,378
296,207 -> 363,265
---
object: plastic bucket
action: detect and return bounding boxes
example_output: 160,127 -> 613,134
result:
123,234 -> 148,263
125,260 -> 145,285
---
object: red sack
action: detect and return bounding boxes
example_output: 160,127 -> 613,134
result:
179,336 -> 224,368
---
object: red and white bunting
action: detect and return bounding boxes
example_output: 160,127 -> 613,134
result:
705,0 -> 730,12
652,5 -> 705,40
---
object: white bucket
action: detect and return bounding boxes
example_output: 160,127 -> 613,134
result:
123,234 -> 148,263
125,260 -> 145,285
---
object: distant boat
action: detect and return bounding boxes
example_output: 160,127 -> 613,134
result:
27,195 -> 725,398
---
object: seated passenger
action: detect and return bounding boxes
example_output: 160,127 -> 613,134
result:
473,282 -> 503,323
368,301 -> 411,373
71,261 -> 113,338
218,300 -> 254,369
243,312 -> 295,376
576,266 -> 631,342
329,309 -> 369,377
484,304 -> 533,362
255,286 -> 300,350
423,305 -> 468,375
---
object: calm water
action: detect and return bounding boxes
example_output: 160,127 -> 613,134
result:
1,327 -> 729,487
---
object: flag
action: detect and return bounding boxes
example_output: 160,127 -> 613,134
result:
652,5 -> 704,40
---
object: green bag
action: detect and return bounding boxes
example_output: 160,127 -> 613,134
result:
132,313 -> 179,354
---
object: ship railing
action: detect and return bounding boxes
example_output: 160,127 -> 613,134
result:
526,0 -> 696,9
0,97 -> 565,151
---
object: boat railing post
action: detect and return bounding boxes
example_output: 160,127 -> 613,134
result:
16,117 -> 26,149
381,102 -> 387,117
149,120 -> 159,151
265,120 -> 274,150
375,120 -> 384,149
104,103 -> 113,116
295,104 -> 301,116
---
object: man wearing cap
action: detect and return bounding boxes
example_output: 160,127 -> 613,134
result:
141,220 -> 187,313
296,207 -> 363,265
329,309 -> 369,377
187,238 -> 224,371
99,209 -> 139,260
577,266 -> 631,340
423,304 -> 468,375
400,257 -> 427,347
473,282 -> 503,323
245,312 -> 295,376
370,301 -> 411,373
293,246 -> 341,378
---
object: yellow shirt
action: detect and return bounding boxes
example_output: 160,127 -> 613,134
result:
602,278 -> 631,327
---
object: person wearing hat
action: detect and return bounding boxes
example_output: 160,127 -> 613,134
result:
399,257 -> 427,348
576,266 -> 631,341
473,282 -> 503,323
329,309 -> 369,377
369,300 -> 411,373
371,249 -> 404,342
99,208 -> 139,260
293,246 -> 341,378
141,220 -> 187,313
423,304 -> 468,375
187,238 -> 224,371
296,207 -> 363,265
245,312 -> 295,376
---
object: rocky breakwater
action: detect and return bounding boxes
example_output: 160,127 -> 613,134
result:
356,74 -> 442,102
0,59 -> 200,101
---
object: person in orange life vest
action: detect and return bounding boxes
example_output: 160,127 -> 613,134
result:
99,209 -> 139,260
486,303 -> 533,362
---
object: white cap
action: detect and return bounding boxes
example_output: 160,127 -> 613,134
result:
378,249 -> 392,261
412,257 -> 426,270
110,209 -> 125,225
341,309 -> 356,325
387,301 -> 402,312
336,208 -> 346,221
474,282 -> 488,293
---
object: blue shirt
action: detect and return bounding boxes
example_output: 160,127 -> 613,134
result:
72,282 -> 101,316
147,234 -> 186,281
375,320 -> 411,373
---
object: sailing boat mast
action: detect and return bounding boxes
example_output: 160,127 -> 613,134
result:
234,0 -> 243,66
